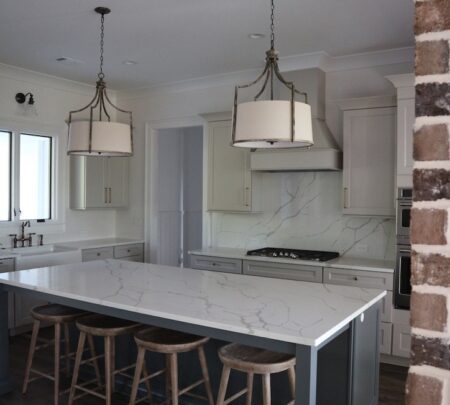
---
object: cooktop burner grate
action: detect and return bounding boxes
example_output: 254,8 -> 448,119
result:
246,247 -> 339,262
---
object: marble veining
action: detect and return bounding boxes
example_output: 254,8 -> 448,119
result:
212,172 -> 396,260
0,259 -> 385,347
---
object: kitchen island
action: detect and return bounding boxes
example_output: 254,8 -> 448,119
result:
0,259 -> 385,405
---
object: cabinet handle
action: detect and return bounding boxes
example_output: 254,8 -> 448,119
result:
244,187 -> 250,207
353,276 -> 358,281
343,188 -> 348,209
104,188 -> 108,204
108,188 -> 112,204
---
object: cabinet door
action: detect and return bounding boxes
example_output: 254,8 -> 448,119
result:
107,157 -> 129,207
343,107 -> 396,216
397,98 -> 414,177
85,156 -> 108,208
208,121 -> 252,212
392,323 -> 411,358
191,255 -> 243,274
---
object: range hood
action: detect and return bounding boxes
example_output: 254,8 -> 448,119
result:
250,68 -> 342,172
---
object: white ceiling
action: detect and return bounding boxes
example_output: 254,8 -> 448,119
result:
0,0 -> 414,90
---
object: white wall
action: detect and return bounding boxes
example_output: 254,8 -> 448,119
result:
0,63 -> 117,247
115,62 -> 411,260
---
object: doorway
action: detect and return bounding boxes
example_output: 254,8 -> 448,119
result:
149,126 -> 203,267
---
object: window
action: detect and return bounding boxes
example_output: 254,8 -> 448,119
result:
0,131 -> 11,221
20,134 -> 52,220
0,129 -> 54,223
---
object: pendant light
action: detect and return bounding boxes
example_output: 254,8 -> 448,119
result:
67,7 -> 133,156
232,0 -> 313,149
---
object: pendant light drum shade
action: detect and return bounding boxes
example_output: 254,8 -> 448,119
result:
233,100 -> 313,148
67,121 -> 132,156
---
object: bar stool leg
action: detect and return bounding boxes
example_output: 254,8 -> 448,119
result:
54,323 -> 61,405
169,353 -> 178,405
287,367 -> 295,399
105,336 -> 113,405
129,346 -> 146,405
64,324 -> 71,377
111,336 -> 116,392
165,355 -> 171,400
68,331 -> 86,405
246,372 -> 254,405
216,366 -> 231,405
198,346 -> 214,405
22,319 -> 40,395
262,374 -> 271,405
142,363 -> 154,404
87,334 -> 102,387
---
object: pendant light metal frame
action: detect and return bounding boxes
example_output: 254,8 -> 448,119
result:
67,7 -> 133,156
232,0 -> 312,148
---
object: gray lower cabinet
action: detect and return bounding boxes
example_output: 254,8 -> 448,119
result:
243,260 -> 323,283
0,259 -> 15,329
190,255 -> 242,274
82,244 -> 144,263
323,267 -> 393,290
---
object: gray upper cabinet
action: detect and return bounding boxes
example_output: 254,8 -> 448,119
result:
341,98 -> 396,216
203,113 -> 259,212
70,156 -> 129,209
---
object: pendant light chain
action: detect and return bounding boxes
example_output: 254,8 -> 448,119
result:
98,12 -> 105,80
270,0 -> 275,50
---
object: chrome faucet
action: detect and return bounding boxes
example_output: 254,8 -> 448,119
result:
9,221 -> 34,248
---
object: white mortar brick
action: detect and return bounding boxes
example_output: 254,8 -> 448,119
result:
416,74 -> 450,84
413,285 -> 450,335
411,326 -> 450,341
416,116 -> 450,129
414,201 -> 450,210
413,245 -> 450,257
414,161 -> 450,170
417,31 -> 450,43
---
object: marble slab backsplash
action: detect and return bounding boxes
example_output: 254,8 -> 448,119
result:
211,172 -> 396,261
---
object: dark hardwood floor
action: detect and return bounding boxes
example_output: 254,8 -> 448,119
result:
0,331 -> 408,405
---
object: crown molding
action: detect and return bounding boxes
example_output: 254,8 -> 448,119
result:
0,62 -> 119,97
119,46 -> 414,100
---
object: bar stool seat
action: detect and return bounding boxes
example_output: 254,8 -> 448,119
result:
217,343 -> 296,405
23,304 -> 87,405
129,327 -> 214,405
68,314 -> 141,405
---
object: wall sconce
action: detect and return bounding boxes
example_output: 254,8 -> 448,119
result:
15,92 -> 37,116
15,92 -> 35,105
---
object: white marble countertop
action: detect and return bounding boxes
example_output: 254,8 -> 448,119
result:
58,238 -> 145,250
189,247 -> 395,273
0,259 -> 385,347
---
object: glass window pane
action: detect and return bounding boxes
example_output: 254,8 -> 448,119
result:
20,134 -> 52,220
0,131 -> 11,221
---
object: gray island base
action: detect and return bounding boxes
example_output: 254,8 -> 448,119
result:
0,259 -> 385,405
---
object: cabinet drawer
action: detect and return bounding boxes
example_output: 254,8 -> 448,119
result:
82,247 -> 114,262
380,322 -> 393,355
114,244 -> 144,259
243,260 -> 323,283
323,267 -> 393,290
120,254 -> 144,263
0,258 -> 14,273
190,255 -> 242,274
392,323 -> 411,358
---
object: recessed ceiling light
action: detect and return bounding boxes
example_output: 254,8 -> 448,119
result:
249,33 -> 265,39
123,60 -> 138,65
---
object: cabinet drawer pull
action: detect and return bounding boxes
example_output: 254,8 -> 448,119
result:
343,188 -> 348,209
353,276 -> 358,281
97,253 -> 101,257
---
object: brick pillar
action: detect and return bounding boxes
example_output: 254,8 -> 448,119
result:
407,1 -> 450,404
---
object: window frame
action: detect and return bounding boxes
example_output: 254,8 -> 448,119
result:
0,120 -> 65,234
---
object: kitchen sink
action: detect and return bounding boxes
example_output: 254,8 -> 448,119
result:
6,244 -> 78,257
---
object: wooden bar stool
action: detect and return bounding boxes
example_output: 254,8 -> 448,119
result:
68,314 -> 141,405
22,304 -> 87,405
129,327 -> 214,405
217,343 -> 296,405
